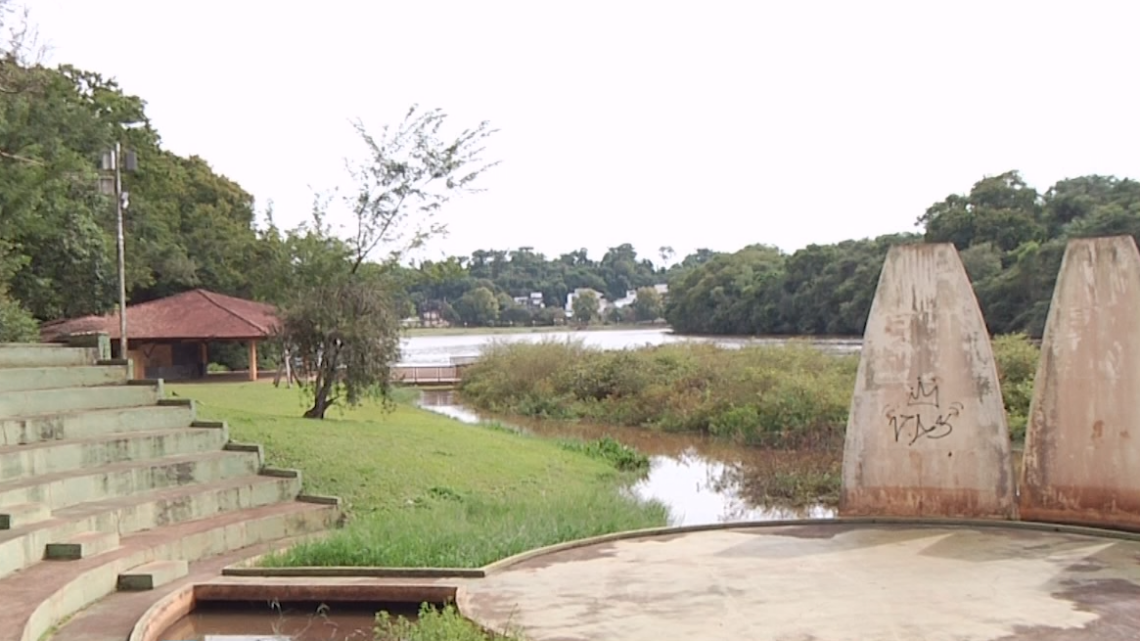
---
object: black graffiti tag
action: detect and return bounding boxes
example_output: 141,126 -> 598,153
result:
884,378 -> 963,446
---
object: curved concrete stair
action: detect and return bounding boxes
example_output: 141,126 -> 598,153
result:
0,336 -> 340,641
0,344 -> 99,369
0,404 -> 197,446
0,364 -> 129,393
0,473 -> 304,580
0,425 -> 229,483
0,449 -> 262,510
0,501 -> 335,641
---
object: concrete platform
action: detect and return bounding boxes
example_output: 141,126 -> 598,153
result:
460,522 -> 1140,641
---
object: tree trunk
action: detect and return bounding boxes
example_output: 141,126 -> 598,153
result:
304,370 -> 334,419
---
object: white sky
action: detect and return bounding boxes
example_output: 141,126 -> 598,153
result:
23,0 -> 1140,265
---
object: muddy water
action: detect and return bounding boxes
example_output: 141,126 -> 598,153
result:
418,389 -> 837,526
159,601 -> 417,640
399,328 -> 860,365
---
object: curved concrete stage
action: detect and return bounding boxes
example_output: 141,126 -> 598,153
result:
461,522 -> 1140,641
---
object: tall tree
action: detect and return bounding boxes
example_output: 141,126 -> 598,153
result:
279,106 -> 499,419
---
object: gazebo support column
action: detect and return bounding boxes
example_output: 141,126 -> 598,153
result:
199,342 -> 209,378
248,340 -> 258,381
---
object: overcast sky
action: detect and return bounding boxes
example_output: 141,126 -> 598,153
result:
23,0 -> 1140,265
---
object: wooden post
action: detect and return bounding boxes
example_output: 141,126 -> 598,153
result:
248,340 -> 258,381
199,342 -> 209,378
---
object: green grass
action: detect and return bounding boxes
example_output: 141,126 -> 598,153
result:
166,381 -> 667,567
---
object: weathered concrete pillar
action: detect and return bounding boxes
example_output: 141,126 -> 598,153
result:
1019,235 -> 1140,530
840,243 -> 1014,519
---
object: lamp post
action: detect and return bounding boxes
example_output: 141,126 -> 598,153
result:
101,127 -> 141,359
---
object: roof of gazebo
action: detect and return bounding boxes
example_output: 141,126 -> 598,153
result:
40,289 -> 279,342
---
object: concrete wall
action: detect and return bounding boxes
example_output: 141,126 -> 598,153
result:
840,243 -> 1014,519
1019,235 -> 1140,530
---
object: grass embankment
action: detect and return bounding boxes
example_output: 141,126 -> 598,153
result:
167,382 -> 667,568
458,336 -> 1041,502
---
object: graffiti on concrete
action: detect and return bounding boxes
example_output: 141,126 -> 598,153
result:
885,377 -> 963,446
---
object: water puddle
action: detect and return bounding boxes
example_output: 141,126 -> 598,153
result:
418,390 -> 837,526
159,601 -> 415,641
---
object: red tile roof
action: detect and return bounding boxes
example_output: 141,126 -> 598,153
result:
40,289 -> 280,342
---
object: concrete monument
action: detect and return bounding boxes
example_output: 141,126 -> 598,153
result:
1020,235 -> 1140,530
841,243 -> 1015,518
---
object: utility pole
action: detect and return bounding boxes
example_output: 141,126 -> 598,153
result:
101,136 -> 138,360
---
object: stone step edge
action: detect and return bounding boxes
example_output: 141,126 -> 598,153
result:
0,425 -> 230,486
117,559 -> 189,591
21,502 -> 338,641
45,530 -> 121,561
0,447 -> 265,513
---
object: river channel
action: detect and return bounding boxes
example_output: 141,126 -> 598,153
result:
417,387 -> 837,526
405,329 -> 843,525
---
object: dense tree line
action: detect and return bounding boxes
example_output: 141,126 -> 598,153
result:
663,171 -> 1140,337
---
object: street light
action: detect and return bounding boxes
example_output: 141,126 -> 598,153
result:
101,123 -> 143,360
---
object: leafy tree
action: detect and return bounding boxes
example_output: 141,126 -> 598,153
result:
455,286 -> 499,326
278,106 -> 498,419
572,290 -> 599,324
630,286 -> 663,321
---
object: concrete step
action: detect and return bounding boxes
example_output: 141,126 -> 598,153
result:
0,502 -> 49,530
0,344 -> 96,369
0,403 -> 196,446
0,383 -> 162,420
117,559 -> 188,590
45,530 -> 120,560
0,474 -> 304,581
0,425 -> 228,484
47,531 -> 329,641
0,449 -> 262,512
0,364 -> 129,393
0,449 -> 262,513
0,500 -> 336,641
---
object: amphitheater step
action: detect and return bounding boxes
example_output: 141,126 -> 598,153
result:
0,501 -> 336,641
0,474 -> 303,581
0,384 -> 161,420
45,530 -> 120,560
0,403 -> 196,446
0,364 -> 129,393
117,559 -> 189,591
0,449 -> 262,512
0,425 -> 228,484
0,344 -> 96,369
0,502 -> 49,530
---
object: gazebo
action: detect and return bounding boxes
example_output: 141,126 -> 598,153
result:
40,289 -> 279,381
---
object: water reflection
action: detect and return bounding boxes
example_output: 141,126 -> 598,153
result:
418,389 -> 837,526
399,328 -> 860,366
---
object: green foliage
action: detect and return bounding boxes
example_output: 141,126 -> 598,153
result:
630,286 -> 663,321
171,381 -> 667,567
459,340 -> 859,448
559,436 -> 649,472
991,333 -> 1040,441
461,338 -> 1042,446
375,603 -> 520,641
571,289 -> 599,324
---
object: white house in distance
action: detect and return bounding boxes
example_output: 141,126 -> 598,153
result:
564,283 -> 668,317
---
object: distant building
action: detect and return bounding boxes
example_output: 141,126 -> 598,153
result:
512,292 -> 546,309
610,283 -> 670,310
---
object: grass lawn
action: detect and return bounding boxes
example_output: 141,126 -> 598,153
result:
166,381 -> 668,567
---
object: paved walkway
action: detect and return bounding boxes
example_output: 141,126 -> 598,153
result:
460,523 -> 1140,641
